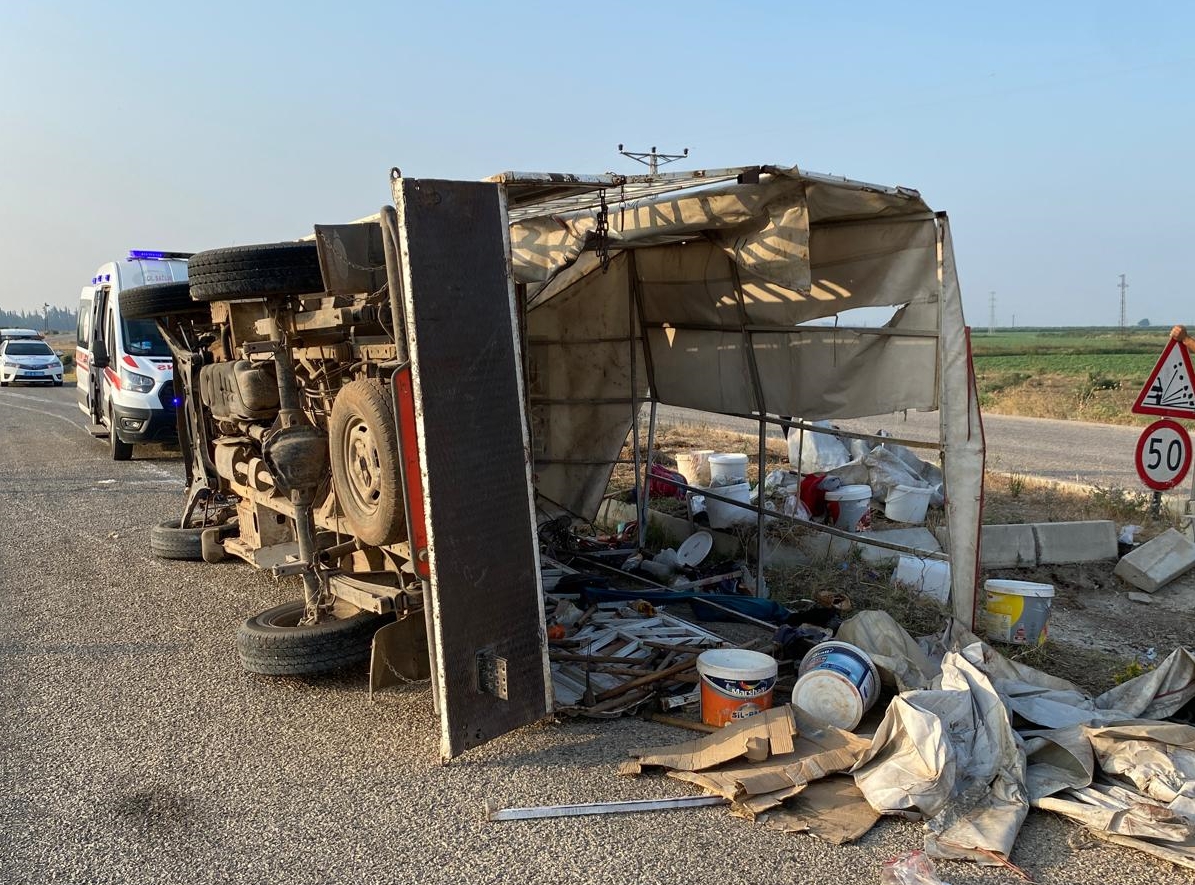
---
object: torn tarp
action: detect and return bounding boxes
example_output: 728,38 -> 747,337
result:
836,609 -> 1195,870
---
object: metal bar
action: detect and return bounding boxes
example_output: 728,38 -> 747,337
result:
642,321 -> 938,338
641,399 -> 659,548
533,458 -> 638,466
716,413 -> 941,452
484,795 -> 729,822
628,261 -> 643,541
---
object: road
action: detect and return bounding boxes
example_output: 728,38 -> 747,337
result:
0,386 -> 1175,885
658,405 -> 1152,490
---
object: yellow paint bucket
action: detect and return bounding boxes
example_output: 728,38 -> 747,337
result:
984,579 -> 1054,645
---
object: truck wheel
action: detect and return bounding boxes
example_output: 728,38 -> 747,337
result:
118,282 -> 200,320
109,407 -> 133,461
329,379 -> 405,546
236,601 -> 384,676
188,242 -> 323,302
151,519 -> 236,560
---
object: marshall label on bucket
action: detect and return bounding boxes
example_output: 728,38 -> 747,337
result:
696,649 -> 778,727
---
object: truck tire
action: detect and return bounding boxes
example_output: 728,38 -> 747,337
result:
236,601 -> 384,676
151,519 -> 236,560
188,242 -> 323,302
118,282 -> 199,320
329,379 -> 406,546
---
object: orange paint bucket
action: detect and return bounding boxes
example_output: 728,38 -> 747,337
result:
696,649 -> 778,727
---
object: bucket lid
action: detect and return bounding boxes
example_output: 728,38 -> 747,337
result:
709,452 -> 749,463
792,670 -> 864,731
676,531 -> 714,567
984,579 -> 1055,598
824,484 -> 871,501
696,648 -> 778,680
892,484 -> 932,496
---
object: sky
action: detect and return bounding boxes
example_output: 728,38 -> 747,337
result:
1,1 -> 1191,327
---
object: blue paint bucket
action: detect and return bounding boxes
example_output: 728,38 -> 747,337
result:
792,640 -> 880,731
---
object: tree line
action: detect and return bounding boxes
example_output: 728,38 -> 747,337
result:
0,305 -> 77,333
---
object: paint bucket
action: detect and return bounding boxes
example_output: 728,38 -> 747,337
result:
824,484 -> 872,531
791,640 -> 880,731
984,579 -> 1054,645
697,649 -> 778,727
676,449 -> 716,487
884,484 -> 933,524
708,453 -> 749,485
705,482 -> 752,529
892,555 -> 951,605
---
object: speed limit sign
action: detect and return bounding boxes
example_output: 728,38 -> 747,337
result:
1135,418 -> 1192,491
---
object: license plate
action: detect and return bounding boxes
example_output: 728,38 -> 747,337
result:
24,371 -> 45,377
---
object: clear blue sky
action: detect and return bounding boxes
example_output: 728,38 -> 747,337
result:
1,0 -> 1191,327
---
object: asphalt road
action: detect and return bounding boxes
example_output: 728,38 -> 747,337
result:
659,405 -> 1152,490
0,385 -> 1184,884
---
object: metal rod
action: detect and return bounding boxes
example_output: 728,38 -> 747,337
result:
484,795 -> 728,822
628,263 -> 643,545
640,399 -> 659,549
640,321 -> 939,338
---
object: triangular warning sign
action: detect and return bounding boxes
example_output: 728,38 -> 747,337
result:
1133,338 -> 1195,418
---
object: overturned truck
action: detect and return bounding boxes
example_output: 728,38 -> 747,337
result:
120,165 -> 983,759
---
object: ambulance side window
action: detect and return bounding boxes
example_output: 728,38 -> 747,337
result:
77,306 -> 89,348
106,304 -> 117,357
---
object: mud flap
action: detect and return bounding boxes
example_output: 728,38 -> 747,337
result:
391,177 -> 551,759
369,613 -> 432,696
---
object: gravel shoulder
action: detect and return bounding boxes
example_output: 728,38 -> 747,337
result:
1,386 -> 1189,884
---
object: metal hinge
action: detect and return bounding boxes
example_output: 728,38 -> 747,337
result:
476,649 -> 509,700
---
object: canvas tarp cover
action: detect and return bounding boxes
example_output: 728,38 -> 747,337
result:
519,168 -> 982,624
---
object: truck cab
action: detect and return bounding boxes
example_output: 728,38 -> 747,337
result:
77,251 -> 190,460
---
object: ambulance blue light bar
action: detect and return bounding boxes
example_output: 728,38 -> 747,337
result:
127,250 -> 194,261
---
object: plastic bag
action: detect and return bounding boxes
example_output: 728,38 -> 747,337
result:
879,850 -> 946,885
788,420 -> 850,473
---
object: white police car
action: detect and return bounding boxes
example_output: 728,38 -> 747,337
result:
0,338 -> 64,386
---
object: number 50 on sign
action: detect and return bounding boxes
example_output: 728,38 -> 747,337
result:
1135,419 -> 1192,491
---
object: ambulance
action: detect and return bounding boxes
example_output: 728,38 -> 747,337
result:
76,250 -> 190,460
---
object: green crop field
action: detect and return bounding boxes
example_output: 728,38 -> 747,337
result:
969,327 -> 1177,425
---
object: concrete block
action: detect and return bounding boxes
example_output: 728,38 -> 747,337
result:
1114,528 -> 1195,593
979,524 -> 1037,568
1033,520 -> 1118,564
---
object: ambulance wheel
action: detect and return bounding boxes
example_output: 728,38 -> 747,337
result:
236,601 -> 384,676
118,282 -> 198,320
109,408 -> 133,461
188,242 -> 323,302
328,379 -> 405,546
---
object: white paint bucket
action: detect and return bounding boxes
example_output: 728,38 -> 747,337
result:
884,484 -> 933,524
675,450 -> 712,487
708,453 -> 749,485
892,555 -> 951,605
824,484 -> 872,531
705,482 -> 752,529
984,579 -> 1054,645
697,648 -> 778,726
792,640 -> 880,731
